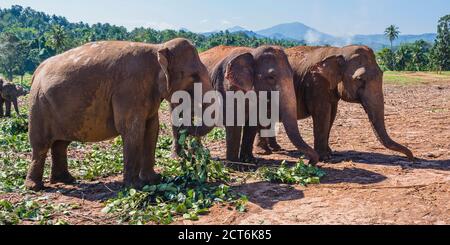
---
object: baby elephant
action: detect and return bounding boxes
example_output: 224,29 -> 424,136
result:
0,77 -> 28,117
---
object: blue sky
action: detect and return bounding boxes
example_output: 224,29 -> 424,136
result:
1,0 -> 449,36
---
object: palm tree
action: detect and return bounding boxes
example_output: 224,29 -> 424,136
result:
385,25 -> 400,51
46,25 -> 68,54
385,25 -> 400,70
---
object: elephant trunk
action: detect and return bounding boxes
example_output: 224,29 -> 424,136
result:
186,67 -> 216,137
361,89 -> 414,161
279,81 -> 320,164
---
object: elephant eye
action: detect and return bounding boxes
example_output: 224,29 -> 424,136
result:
191,73 -> 200,82
266,76 -> 277,85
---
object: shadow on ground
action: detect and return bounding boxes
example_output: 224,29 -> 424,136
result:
331,151 -> 450,171
233,182 -> 304,210
46,179 -> 123,202
281,150 -> 450,171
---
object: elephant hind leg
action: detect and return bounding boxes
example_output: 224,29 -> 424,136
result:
26,143 -> 50,191
0,97 -> 4,117
50,140 -> 76,184
5,100 -> 11,117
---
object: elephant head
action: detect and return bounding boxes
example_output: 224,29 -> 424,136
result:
338,46 -> 414,160
309,55 -> 346,90
158,38 -> 211,100
251,46 -> 319,163
15,85 -> 29,97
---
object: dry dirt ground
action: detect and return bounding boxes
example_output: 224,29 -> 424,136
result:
2,74 -> 449,225
197,78 -> 450,225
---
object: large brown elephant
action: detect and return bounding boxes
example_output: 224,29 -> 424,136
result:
256,45 -> 414,161
26,38 -> 211,191
172,45 -> 319,164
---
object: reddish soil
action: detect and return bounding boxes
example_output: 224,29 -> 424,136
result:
198,81 -> 450,225
2,80 -> 449,225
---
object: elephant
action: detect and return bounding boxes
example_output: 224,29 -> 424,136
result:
0,79 -> 29,117
256,45 -> 414,161
25,38 -> 211,191
171,45 -> 319,164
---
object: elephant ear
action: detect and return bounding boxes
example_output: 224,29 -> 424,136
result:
311,55 -> 345,90
224,53 -> 255,92
157,47 -> 171,92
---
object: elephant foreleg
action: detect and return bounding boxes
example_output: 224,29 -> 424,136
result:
12,98 -> 20,116
171,125 -> 183,158
254,130 -> 273,155
226,126 -> 243,162
141,116 -> 162,185
240,126 -> 258,163
311,104 -> 332,161
267,136 -> 282,152
50,140 -> 75,184
327,102 -> 338,155
122,131 -> 145,188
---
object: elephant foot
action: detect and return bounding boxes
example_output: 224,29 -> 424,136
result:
239,154 -> 258,164
25,178 -> 45,192
306,151 -> 320,166
317,149 -> 332,162
50,172 -> 76,185
140,172 -> 162,187
327,146 -> 334,156
254,142 -> 273,155
269,143 -> 283,152
319,154 -> 332,162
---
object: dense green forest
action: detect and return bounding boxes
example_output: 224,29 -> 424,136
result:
0,5 -> 303,81
377,15 -> 449,72
0,5 -> 449,81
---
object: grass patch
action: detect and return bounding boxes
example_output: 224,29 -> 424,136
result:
69,139 -> 124,181
206,128 -> 226,142
384,71 -> 450,85
0,198 -> 77,225
383,72 -> 424,85
102,131 -> 246,224
259,160 -> 326,186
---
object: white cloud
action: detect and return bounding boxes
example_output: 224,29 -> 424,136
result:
200,19 -> 209,24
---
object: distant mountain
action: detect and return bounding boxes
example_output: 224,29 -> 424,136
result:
349,33 -> 437,50
226,26 -> 247,32
256,22 -> 334,43
202,26 -> 265,38
201,22 -> 436,50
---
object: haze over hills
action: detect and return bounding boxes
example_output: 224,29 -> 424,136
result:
202,22 -> 437,50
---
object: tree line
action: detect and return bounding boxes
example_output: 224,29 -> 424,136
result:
0,5 -> 449,81
377,16 -> 449,72
0,5 -> 303,81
